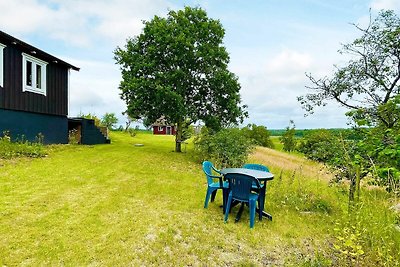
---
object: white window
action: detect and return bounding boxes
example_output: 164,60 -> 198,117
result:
0,43 -> 5,87
22,53 -> 47,95
158,126 -> 163,131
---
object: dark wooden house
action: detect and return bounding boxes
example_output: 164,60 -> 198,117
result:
0,31 -> 109,144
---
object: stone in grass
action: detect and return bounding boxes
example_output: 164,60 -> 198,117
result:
391,203 -> 400,232
391,203 -> 400,213
134,143 -> 144,147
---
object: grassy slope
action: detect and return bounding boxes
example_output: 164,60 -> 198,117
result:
0,132 -> 398,266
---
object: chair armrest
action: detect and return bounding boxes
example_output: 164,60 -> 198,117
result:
209,174 -> 224,188
253,178 -> 262,189
212,165 -> 222,174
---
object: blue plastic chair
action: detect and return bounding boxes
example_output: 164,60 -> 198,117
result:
242,163 -> 270,219
242,163 -> 269,190
224,173 -> 262,228
202,161 -> 228,211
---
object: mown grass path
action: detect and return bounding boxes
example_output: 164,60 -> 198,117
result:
0,132 -> 398,266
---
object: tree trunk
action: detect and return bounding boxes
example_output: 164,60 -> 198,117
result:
349,176 -> 356,203
175,120 -> 183,152
356,166 -> 361,201
349,166 -> 361,204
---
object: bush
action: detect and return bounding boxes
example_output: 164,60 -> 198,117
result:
194,127 -> 253,168
280,121 -> 297,152
241,124 -> 274,148
128,128 -> 137,137
0,131 -> 46,159
297,129 -> 342,163
68,129 -> 80,144
355,127 -> 400,191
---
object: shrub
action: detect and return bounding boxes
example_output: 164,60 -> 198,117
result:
128,128 -> 137,137
194,127 -> 253,168
68,129 -> 80,144
78,112 -> 101,127
280,121 -> 297,152
241,124 -> 274,148
297,129 -> 341,163
0,131 -> 46,159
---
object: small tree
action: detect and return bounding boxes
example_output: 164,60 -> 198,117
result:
114,7 -> 247,152
280,120 -> 297,152
101,113 -> 118,130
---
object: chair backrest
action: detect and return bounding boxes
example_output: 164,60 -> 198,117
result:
202,161 -> 218,185
242,163 -> 270,172
225,173 -> 259,202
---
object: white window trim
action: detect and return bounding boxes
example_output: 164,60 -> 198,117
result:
158,126 -> 163,131
22,53 -> 47,96
0,43 -> 5,87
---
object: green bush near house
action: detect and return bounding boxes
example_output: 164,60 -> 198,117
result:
0,131 -> 46,159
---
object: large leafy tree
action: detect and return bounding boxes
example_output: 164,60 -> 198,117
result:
114,7 -> 247,152
298,10 -> 400,128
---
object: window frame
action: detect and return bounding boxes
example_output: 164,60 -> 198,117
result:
0,43 -> 5,87
22,53 -> 47,95
158,126 -> 163,132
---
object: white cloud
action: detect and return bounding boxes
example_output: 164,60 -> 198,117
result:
0,0 -> 172,47
266,50 -> 312,73
68,58 -> 126,123
370,0 -> 400,11
231,45 -> 350,129
0,0 -> 52,33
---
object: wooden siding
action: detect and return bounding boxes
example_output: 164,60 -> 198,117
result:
153,125 -> 176,135
0,44 -> 69,116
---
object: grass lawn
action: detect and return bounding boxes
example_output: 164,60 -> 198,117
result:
0,132 -> 399,266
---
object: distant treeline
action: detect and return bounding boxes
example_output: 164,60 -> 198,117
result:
269,128 -> 355,138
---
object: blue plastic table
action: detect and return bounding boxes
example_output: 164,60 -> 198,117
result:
220,168 -> 274,221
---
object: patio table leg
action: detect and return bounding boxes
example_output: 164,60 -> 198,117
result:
235,202 -> 245,222
222,188 -> 229,214
257,181 -> 272,221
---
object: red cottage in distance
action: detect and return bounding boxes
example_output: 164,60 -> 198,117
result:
152,116 -> 176,135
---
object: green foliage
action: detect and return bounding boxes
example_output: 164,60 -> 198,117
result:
0,131 -> 46,159
78,112 -> 101,127
114,6 -> 247,151
127,128 -> 137,137
297,129 -> 341,163
68,129 -> 80,145
280,120 -> 297,152
333,220 -> 365,265
298,126 -> 400,191
194,127 -> 253,168
353,127 -> 400,191
101,112 -> 118,130
181,119 -> 193,142
329,201 -> 400,267
241,123 -> 274,148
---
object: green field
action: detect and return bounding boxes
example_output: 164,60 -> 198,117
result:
0,132 -> 398,266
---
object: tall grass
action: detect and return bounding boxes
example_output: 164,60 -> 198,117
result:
251,146 -> 399,266
0,133 -> 46,159
0,131 -> 398,266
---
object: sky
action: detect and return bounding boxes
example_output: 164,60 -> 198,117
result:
1,0 -> 400,129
